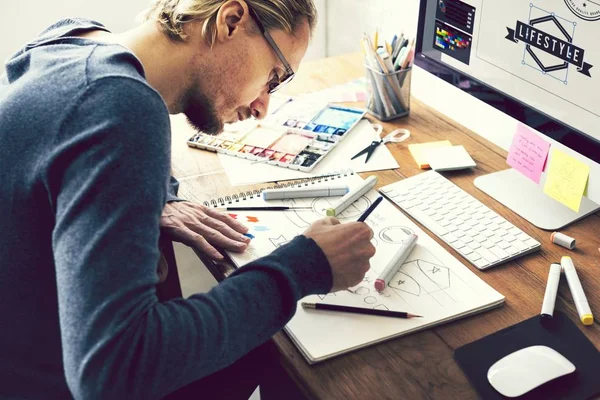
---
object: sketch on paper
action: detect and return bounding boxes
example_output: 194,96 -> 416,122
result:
226,176 -> 504,350
352,286 -> 370,295
379,226 -> 415,244
317,293 -> 337,300
310,196 -> 371,219
281,196 -> 371,228
373,304 -> 390,310
329,243 -> 482,313
269,234 -> 290,248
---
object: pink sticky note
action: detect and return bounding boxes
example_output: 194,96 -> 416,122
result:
506,123 -> 551,184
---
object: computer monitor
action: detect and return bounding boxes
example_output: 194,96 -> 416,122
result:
414,0 -> 600,230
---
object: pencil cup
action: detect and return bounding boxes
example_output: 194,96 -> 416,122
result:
365,65 -> 411,121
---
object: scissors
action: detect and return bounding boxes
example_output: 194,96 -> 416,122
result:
351,125 -> 411,163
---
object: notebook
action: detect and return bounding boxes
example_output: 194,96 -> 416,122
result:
186,97 -> 366,172
222,172 -> 505,363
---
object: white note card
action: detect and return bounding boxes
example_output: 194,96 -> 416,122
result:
427,145 -> 477,171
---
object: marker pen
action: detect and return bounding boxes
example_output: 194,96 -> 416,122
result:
261,183 -> 349,200
326,176 -> 378,217
540,263 -> 561,325
374,234 -> 418,291
561,256 -> 594,326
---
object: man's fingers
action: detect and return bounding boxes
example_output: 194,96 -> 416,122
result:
184,231 -> 224,260
318,216 -> 340,226
193,217 -> 251,244
195,204 -> 249,234
183,223 -> 248,253
159,202 -> 250,258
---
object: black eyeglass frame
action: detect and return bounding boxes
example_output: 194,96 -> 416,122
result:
247,6 -> 295,94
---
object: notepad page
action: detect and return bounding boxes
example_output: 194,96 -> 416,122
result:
226,173 -> 505,363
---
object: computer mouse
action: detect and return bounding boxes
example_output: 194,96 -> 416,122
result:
487,345 -> 575,398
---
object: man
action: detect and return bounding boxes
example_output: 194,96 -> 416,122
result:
0,0 -> 376,399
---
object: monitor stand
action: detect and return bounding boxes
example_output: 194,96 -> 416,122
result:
474,169 -> 599,231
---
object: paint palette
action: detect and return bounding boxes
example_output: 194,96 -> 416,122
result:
186,104 -> 366,172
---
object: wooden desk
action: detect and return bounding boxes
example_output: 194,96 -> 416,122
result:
170,53 -> 600,399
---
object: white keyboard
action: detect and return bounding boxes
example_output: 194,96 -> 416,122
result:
380,171 -> 541,270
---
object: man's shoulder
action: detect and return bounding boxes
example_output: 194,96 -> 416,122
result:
84,44 -> 150,92
31,18 -> 153,96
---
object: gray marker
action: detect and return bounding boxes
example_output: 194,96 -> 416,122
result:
261,183 -> 349,200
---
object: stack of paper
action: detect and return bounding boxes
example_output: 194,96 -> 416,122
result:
408,140 -> 476,171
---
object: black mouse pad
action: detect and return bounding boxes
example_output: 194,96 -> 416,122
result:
454,311 -> 600,399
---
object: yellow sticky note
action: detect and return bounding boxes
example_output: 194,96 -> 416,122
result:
543,148 -> 590,212
408,140 -> 452,169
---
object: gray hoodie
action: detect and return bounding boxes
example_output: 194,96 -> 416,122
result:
0,18 -> 331,399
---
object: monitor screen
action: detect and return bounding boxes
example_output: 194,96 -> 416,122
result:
415,0 -> 600,163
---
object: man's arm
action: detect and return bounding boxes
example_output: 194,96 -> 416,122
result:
166,175 -> 183,202
49,78 -> 333,399
163,175 -> 252,260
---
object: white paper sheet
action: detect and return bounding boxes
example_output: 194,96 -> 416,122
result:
226,174 -> 505,363
219,119 -> 400,185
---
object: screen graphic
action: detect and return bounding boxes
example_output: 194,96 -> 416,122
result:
419,0 -> 599,143
504,4 -> 593,83
436,0 -> 476,34
434,20 -> 473,64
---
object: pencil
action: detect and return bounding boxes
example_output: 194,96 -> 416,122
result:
301,302 -> 422,319
215,206 -> 312,211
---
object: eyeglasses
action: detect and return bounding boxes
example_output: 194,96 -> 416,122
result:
247,6 -> 295,94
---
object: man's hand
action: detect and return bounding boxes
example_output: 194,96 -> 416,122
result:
160,202 -> 251,260
303,217 -> 376,292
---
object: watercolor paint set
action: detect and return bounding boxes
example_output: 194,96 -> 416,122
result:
186,104 -> 366,172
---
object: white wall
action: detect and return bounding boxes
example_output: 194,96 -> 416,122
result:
325,0 -> 420,57
0,0 -> 420,64
0,0 -> 327,65
0,1 -> 149,64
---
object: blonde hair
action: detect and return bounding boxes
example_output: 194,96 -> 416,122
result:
141,0 -> 317,45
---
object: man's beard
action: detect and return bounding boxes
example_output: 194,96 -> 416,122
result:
184,89 -> 224,135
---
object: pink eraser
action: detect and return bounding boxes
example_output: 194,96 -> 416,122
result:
374,279 -> 385,292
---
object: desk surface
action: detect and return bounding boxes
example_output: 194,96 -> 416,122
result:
171,53 -> 600,399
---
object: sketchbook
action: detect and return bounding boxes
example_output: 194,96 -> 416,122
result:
224,172 -> 505,364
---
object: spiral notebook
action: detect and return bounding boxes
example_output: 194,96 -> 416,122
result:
220,171 -> 505,364
201,169 -> 353,208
